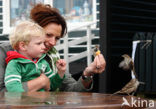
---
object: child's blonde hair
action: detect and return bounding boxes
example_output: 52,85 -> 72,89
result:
9,20 -> 45,50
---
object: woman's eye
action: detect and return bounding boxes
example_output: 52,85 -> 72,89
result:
56,37 -> 60,40
36,42 -> 42,45
46,33 -> 52,37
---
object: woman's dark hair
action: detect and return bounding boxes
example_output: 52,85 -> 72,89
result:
30,3 -> 67,37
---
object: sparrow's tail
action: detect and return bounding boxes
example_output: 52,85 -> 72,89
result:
110,91 -> 120,97
139,81 -> 145,85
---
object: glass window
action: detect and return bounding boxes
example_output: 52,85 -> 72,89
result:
3,0 -> 96,34
10,0 -> 44,26
53,0 -> 96,29
54,0 -> 93,23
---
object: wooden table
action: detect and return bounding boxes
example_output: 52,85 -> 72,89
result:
0,92 -> 155,109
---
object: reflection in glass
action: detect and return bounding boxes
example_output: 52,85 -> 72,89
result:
10,0 -> 44,26
10,0 -> 94,27
53,0 -> 93,23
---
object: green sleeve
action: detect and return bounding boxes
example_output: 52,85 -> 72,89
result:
5,61 -> 24,92
44,61 -> 65,91
49,73 -> 65,91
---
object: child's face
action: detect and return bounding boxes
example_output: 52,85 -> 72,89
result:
24,35 -> 46,59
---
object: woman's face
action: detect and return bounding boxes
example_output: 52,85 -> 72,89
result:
43,23 -> 62,52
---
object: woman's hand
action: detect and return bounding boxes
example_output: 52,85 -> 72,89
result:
40,73 -> 50,91
27,73 -> 50,92
56,59 -> 66,78
84,54 -> 106,76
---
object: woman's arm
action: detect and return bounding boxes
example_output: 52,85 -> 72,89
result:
0,42 -> 13,91
0,46 -> 7,91
81,54 -> 106,88
59,54 -> 106,92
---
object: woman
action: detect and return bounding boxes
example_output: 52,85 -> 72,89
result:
0,3 -> 106,92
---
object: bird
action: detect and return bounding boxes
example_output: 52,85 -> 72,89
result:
93,45 -> 101,57
113,54 -> 144,96
93,45 -> 101,69
119,54 -> 134,71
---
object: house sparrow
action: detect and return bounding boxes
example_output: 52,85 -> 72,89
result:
119,54 -> 134,71
113,78 -> 140,95
113,54 -> 144,95
93,45 -> 101,57
93,45 -> 101,69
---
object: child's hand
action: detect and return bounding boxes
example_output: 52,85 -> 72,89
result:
56,59 -> 66,78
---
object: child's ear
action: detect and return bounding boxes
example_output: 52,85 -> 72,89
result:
18,42 -> 26,51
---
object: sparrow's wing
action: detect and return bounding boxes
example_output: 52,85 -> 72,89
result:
119,55 -> 133,70
120,79 -> 138,93
121,79 -> 136,90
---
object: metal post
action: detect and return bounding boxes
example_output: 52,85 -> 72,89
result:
87,26 -> 92,66
64,34 -> 69,73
